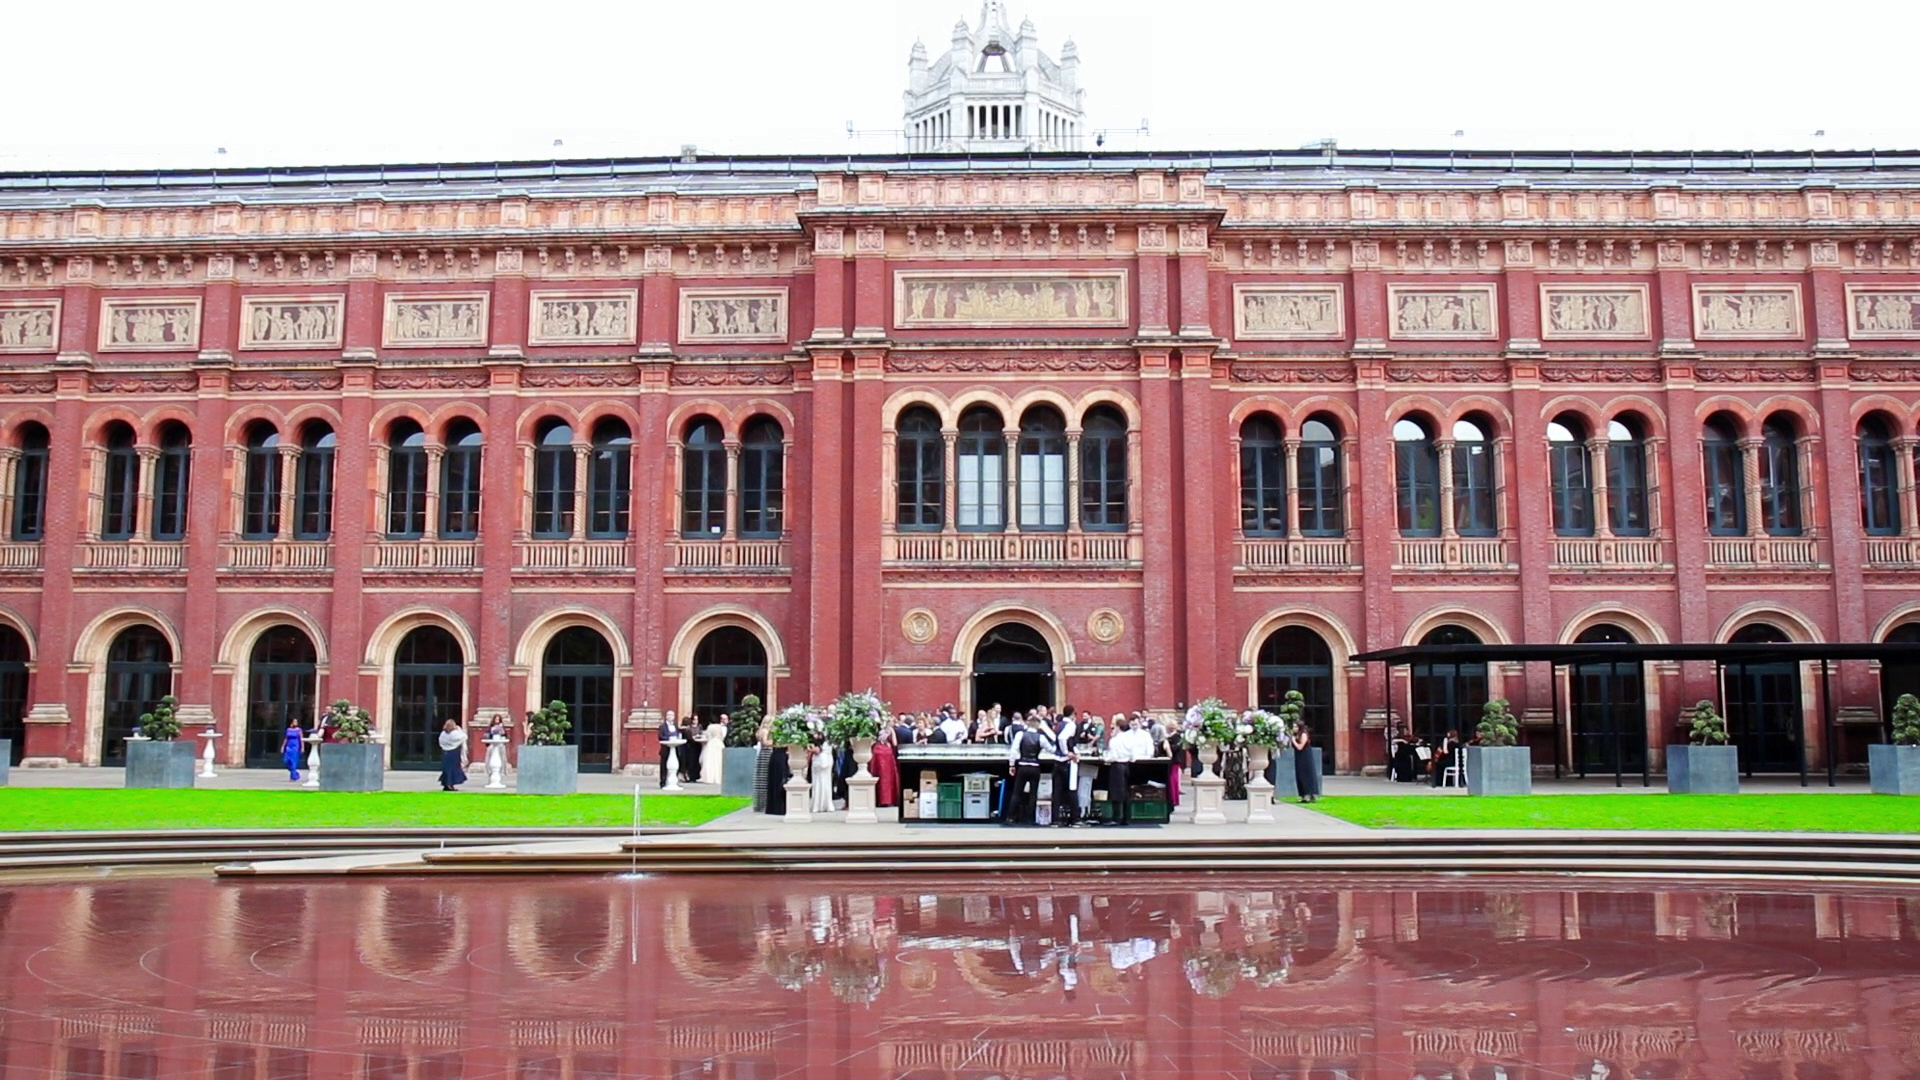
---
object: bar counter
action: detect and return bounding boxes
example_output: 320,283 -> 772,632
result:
892,744 -> 1174,824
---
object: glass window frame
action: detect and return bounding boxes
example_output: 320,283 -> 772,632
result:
895,409 -> 944,532
680,421 -> 726,539
738,421 -> 784,539
1240,418 -> 1286,538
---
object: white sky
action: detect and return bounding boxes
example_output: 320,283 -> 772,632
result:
5,0 -> 1917,172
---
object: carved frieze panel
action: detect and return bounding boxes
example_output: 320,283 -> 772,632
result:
0,299 -> 59,353
239,295 -> 344,350
382,293 -> 489,348
1233,284 -> 1345,340
893,270 -> 1128,329
1387,285 -> 1497,340
1846,286 -> 1920,338
1692,284 -> 1802,340
678,287 -> 788,344
1539,284 -> 1649,340
528,290 -> 637,346
98,298 -> 201,352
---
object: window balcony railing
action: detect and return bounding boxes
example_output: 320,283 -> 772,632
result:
1550,537 -> 1668,569
1863,536 -> 1920,567
0,543 -> 41,571
1234,537 -> 1355,570
1393,537 -> 1511,570
671,538 -> 790,572
516,539 -> 633,571
222,540 -> 333,571
884,530 -> 1142,566
80,542 -> 186,571
1705,536 -> 1824,568
365,541 -> 480,571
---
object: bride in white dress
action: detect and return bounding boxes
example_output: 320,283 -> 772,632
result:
697,718 -> 727,784
810,741 -> 835,813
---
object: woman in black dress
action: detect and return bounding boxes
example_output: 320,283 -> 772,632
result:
1291,725 -> 1321,803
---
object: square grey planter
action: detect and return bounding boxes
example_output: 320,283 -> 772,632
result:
518,744 -> 579,796
124,739 -> 196,789
1869,744 -> 1920,795
1271,747 -> 1323,799
319,743 -> 386,793
0,740 -> 9,786
1465,745 -> 1533,796
1667,744 -> 1740,794
722,746 -> 761,798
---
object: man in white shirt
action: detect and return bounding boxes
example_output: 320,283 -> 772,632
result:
1104,716 -> 1152,826
937,710 -> 969,744
1051,705 -> 1079,827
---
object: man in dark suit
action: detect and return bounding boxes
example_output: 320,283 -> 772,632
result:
657,711 -> 681,788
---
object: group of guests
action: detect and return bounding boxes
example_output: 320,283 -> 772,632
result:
652,711 -> 732,787
1389,728 -> 1469,785
275,713 -> 495,792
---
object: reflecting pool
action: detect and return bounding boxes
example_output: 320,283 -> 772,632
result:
0,874 -> 1917,1077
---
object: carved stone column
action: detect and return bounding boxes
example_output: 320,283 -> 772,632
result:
1798,434 -> 1824,538
518,441 -> 536,539
422,445 -> 445,541
224,445 -> 248,538
1589,436 -> 1614,541
85,446 -> 105,541
1492,434 -> 1513,537
722,440 -> 740,541
1897,437 -> 1920,539
1003,430 -> 1020,535
1340,435 -> 1359,547
570,443 -> 590,541
276,444 -> 299,540
1644,436 -> 1667,537
879,429 -> 898,530
0,448 -> 19,542
1065,429 -> 1082,533
134,446 -> 160,540
1436,438 -> 1458,540
941,430 -> 958,534
371,443 -> 391,538
1739,435 -> 1765,538
1283,437 -> 1302,539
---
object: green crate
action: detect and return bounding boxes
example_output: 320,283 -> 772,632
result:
1133,798 -> 1170,824
937,797 -> 963,820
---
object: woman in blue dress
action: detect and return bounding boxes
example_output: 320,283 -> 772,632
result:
282,718 -> 306,781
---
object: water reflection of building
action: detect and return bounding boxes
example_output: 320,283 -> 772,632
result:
0,878 -> 1917,1078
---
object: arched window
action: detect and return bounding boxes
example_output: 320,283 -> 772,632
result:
1606,417 -> 1650,536
1018,406 -> 1067,531
102,625 -> 172,765
1298,415 -> 1344,537
588,419 -> 632,539
1547,415 -> 1593,537
680,417 -> 726,538
895,407 -> 944,531
1452,415 -> 1497,538
1410,625 -> 1487,742
1703,414 -> 1746,536
1079,405 -> 1127,531
1759,414 -> 1802,536
153,422 -> 191,541
1240,415 -> 1286,537
532,419 -> 576,539
245,625 -> 316,768
692,626 -> 768,726
1394,417 -> 1440,537
957,406 -> 1005,531
1859,415 -> 1901,536
11,422 -> 49,542
440,420 -> 483,539
739,417 -> 784,538
387,421 -> 428,538
241,423 -> 282,540
100,423 -> 140,540
295,423 -> 336,540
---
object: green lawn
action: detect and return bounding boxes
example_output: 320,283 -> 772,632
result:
1310,794 -> 1920,833
0,790 -> 747,832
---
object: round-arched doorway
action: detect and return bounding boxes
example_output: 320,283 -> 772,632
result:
102,626 -> 173,765
390,626 -> 465,770
1569,623 -> 1645,776
542,627 -> 616,772
0,625 -> 26,767
1409,625 -> 1486,742
1256,626 -> 1335,772
1724,623 -> 1801,774
244,625 -> 318,768
691,627 -> 768,726
971,623 -> 1054,717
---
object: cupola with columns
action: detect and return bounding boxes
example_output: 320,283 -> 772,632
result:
904,1 -> 1084,153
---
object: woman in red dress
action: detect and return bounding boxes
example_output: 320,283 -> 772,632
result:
871,722 -> 901,808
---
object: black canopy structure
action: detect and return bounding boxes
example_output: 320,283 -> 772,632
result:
1350,641 -> 1920,788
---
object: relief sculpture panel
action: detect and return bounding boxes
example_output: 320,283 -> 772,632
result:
678,287 -> 787,343
530,290 -> 638,346
894,271 -> 1128,328
0,300 -> 60,353
1847,287 -> 1920,338
1692,285 -> 1802,340
240,295 -> 344,350
1388,285 -> 1497,340
382,294 -> 489,348
1540,284 -> 1649,340
1233,284 -> 1344,340
99,298 -> 201,351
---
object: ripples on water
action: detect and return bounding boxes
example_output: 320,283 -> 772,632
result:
0,875 -> 1916,1078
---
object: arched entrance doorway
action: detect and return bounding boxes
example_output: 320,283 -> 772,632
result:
245,626 -> 318,767
1881,623 -> 1920,739
1569,623 -> 1646,775
1409,625 -> 1486,742
971,623 -> 1054,716
391,626 -> 464,770
691,627 -> 767,726
1256,626 -> 1335,772
102,626 -> 172,765
542,627 -> 615,772
1724,623 -> 1801,774
0,626 -> 25,766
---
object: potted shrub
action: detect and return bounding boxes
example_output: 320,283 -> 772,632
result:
1870,692 -> 1920,795
519,700 -> 577,796
1465,698 -> 1532,795
723,693 -> 765,799
125,695 -> 196,789
1667,699 -> 1739,794
319,700 -> 385,793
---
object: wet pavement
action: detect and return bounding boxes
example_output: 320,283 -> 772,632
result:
0,873 -> 1916,1077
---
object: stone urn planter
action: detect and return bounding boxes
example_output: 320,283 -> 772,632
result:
782,745 -> 813,823
1869,744 -> 1920,795
1464,745 -> 1533,796
722,746 -> 761,798
1667,744 -> 1740,794
124,738 -> 196,789
1245,744 -> 1276,823
518,744 -> 579,796
319,742 -> 385,793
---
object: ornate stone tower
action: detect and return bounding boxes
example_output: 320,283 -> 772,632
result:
903,2 -> 1084,153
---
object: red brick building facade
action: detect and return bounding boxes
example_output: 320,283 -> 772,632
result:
2,149 -> 1919,773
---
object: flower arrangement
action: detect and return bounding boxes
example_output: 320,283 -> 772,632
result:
1475,698 -> 1519,747
1892,692 -> 1920,747
137,695 -> 182,741
326,699 -> 375,744
1183,697 -> 1241,747
1242,709 -> 1286,749
827,689 -> 887,744
1687,699 -> 1729,746
526,700 -> 571,746
770,703 -> 823,748
725,693 -> 765,748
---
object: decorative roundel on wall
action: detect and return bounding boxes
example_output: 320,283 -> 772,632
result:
1087,608 -> 1125,645
902,608 -> 939,645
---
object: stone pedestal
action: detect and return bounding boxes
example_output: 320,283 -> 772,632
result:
22,703 -> 71,767
483,736 -> 509,789
1244,745 -> 1275,823
1192,745 -> 1228,826
197,729 -> 221,779
782,745 -> 813,823
662,738 -> 686,791
844,737 -> 878,823
302,733 -> 323,788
